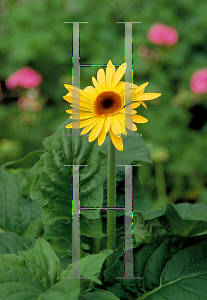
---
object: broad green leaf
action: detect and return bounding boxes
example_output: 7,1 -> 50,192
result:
43,210 -> 105,255
30,120 -> 107,225
133,203 -> 207,245
80,215 -> 105,238
104,234 -> 207,300
0,167 -> 42,236
18,238 -> 60,289
0,232 -> 35,254
100,133 -> 152,165
2,150 -> 46,195
100,167 -> 151,258
0,254 -> 46,298
132,166 -> 151,211
59,249 -> 113,285
37,279 -> 80,300
80,289 -> 119,299
43,220 -> 72,245
3,150 -> 46,169
112,167 -> 151,214
0,242 -> 79,300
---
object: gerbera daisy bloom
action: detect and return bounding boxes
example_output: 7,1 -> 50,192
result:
64,60 -> 161,151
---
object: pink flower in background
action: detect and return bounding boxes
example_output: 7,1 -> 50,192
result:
5,67 -> 42,90
190,69 -> 207,94
147,23 -> 178,46
163,26 -> 179,45
147,23 -> 166,45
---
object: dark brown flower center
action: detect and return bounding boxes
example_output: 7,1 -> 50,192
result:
94,91 -> 122,117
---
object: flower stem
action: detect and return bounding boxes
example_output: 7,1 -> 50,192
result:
107,135 -> 116,269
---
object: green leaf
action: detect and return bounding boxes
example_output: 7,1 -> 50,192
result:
133,203 -> 207,245
37,279 -> 80,300
80,215 -> 105,238
59,249 -> 113,285
0,232 -> 35,254
114,166 -> 151,214
0,254 -> 46,297
100,133 -> 152,165
2,150 -> 47,196
43,216 -> 105,255
0,239 -> 79,299
104,234 -> 207,300
0,167 -> 42,236
18,238 -> 60,289
3,150 -> 46,169
132,166 -> 151,211
80,289 -> 119,299
30,120 -> 107,225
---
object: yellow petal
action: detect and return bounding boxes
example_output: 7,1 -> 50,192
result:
63,93 -> 94,109
111,115 -> 122,137
139,100 -> 147,109
66,108 -> 92,114
63,95 -> 73,104
69,112 -> 96,120
104,116 -> 111,133
124,102 -> 141,110
64,96 -> 93,110
92,77 -> 102,93
65,120 -> 82,129
114,81 -> 125,93
133,89 -> 145,102
66,109 -> 73,114
116,114 -> 136,132
112,63 -> 127,89
125,114 -> 134,125
65,123 -> 72,128
69,105 -> 92,112
88,118 -> 105,142
83,86 -> 98,99
119,108 -> 137,114
136,82 -> 149,92
97,68 -> 106,91
132,102 -> 141,109
98,122 -> 107,146
136,93 -> 161,101
116,113 -> 125,126
116,115 -> 127,135
64,85 -> 94,105
124,84 -> 138,105
79,117 -> 98,127
80,119 -> 100,135
109,128 -> 123,151
106,60 -> 114,90
119,102 -> 140,114
124,116 -> 137,131
132,115 -> 148,124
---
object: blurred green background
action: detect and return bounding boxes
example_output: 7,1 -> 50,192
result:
0,0 -> 207,208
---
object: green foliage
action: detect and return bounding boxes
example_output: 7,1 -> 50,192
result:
0,167 -> 42,237
59,249 -> 113,285
133,203 -> 207,245
80,289 -> 120,299
0,238 -> 80,299
1,0 -> 207,204
100,134 -> 152,165
104,234 -> 207,299
30,119 -> 108,223
0,121 -> 207,298
0,232 -> 35,255
0,0 -> 207,298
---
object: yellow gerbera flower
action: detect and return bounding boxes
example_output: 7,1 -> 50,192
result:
64,60 -> 161,151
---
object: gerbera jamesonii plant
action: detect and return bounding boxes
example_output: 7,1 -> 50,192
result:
64,60 -> 161,268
